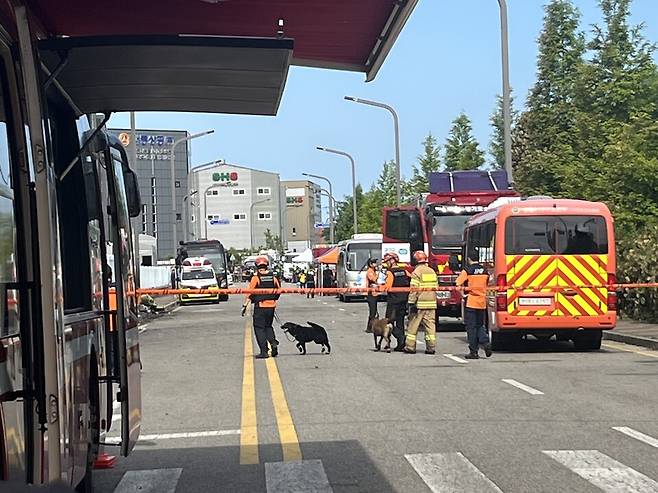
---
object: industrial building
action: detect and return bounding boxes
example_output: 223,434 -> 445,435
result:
110,128 -> 189,260
282,180 -> 323,252
188,162 -> 286,250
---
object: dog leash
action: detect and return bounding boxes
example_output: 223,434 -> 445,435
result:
273,311 -> 296,342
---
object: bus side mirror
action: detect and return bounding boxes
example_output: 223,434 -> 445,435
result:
123,168 -> 142,218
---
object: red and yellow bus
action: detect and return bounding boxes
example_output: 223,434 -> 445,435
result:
463,198 -> 616,350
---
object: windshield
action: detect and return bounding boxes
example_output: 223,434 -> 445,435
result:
346,243 -> 380,271
431,214 -> 471,251
185,246 -> 226,272
182,270 -> 215,280
505,215 -> 608,255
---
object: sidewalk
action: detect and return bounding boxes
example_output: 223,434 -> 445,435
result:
604,319 -> 658,350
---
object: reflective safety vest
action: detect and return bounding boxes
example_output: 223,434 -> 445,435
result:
250,271 -> 280,306
409,264 -> 438,310
387,266 -> 410,304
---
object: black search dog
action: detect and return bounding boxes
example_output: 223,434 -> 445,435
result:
281,321 -> 331,355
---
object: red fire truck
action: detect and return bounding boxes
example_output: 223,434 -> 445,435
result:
382,170 -> 519,319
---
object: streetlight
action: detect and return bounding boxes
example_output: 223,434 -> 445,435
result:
203,183 -> 224,239
497,0 -> 513,185
344,96 -> 401,206
302,172 -> 335,244
171,129 -> 215,256
250,198 -> 271,251
317,188 -> 336,242
316,146 -> 358,235
183,190 -> 198,242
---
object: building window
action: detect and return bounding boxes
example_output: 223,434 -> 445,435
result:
257,187 -> 271,195
258,212 -> 272,221
206,189 -> 219,196
191,214 -> 195,223
175,180 -> 181,188
232,189 -> 246,196
233,213 -> 246,221
176,213 -> 182,221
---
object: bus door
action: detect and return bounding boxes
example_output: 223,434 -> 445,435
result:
382,207 -> 424,263
103,140 -> 142,456
504,216 -> 560,317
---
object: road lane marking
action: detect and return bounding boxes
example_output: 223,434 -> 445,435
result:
106,429 -> 240,444
240,321 -> 259,465
138,323 -> 149,333
339,308 -> 345,311
265,460 -> 333,493
444,354 -> 468,364
113,468 -> 182,493
613,427 -> 658,449
543,450 -> 658,492
265,357 -> 302,462
405,452 -> 503,493
602,342 -> 658,359
502,379 -> 544,395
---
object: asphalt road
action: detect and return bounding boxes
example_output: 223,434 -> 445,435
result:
95,288 -> 658,493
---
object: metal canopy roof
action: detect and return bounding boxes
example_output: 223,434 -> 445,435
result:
39,35 -> 293,116
22,0 -> 418,82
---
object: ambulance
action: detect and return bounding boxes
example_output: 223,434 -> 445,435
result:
179,257 -> 221,304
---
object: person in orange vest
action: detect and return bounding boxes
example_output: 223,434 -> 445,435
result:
383,252 -> 410,351
365,258 -> 380,333
242,256 -> 280,359
456,251 -> 492,359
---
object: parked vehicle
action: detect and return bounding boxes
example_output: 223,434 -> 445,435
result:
336,234 -> 384,302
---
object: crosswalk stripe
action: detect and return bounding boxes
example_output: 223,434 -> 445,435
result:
405,452 -> 503,493
265,460 -> 333,493
544,450 -> 658,492
502,378 -> 544,395
443,354 -> 468,363
113,468 -> 182,493
613,427 -> 658,449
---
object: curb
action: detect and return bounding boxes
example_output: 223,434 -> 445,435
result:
162,299 -> 179,312
603,331 -> 658,350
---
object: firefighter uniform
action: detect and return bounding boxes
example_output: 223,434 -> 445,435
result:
405,256 -> 438,354
456,256 -> 491,358
384,261 -> 410,351
245,265 -> 281,358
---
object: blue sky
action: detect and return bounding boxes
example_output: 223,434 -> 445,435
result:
108,0 -> 657,202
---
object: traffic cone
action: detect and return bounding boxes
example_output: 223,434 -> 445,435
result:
94,452 -> 117,469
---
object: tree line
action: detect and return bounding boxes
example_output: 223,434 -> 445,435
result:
329,0 -> 657,321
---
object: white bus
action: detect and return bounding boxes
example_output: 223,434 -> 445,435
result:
335,234 -> 384,302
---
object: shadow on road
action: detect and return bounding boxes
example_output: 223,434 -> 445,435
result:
94,439 -> 397,493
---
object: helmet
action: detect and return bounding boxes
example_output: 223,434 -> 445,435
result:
383,252 -> 399,263
255,256 -> 269,268
413,250 -> 428,263
368,258 -> 378,265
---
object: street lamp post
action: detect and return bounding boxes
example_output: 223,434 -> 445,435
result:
497,0 -> 513,184
317,188 -> 336,241
302,172 -> 335,244
316,146 -> 358,235
171,129 -> 215,256
203,183 -> 224,239
183,190 -> 198,242
250,198 -> 271,251
344,96 -> 401,206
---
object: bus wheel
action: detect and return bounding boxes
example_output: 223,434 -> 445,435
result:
573,330 -> 602,351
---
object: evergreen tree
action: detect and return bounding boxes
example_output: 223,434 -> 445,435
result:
361,161 -> 398,232
489,92 -> 518,169
443,113 -> 485,171
333,185 -> 365,241
407,133 -> 441,194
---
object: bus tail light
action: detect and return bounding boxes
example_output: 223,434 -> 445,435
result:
496,274 -> 508,312
607,273 -> 617,311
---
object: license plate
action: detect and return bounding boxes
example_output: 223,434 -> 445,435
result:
519,297 -> 552,306
436,291 -> 451,299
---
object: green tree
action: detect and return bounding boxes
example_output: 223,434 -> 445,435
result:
333,184 -> 365,241
443,113 -> 485,171
489,92 -> 518,169
263,228 -> 284,253
361,160 -> 398,232
407,132 -> 441,195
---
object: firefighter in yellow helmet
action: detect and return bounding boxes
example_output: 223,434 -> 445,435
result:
404,250 -> 438,354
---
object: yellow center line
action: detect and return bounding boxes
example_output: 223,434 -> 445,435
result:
265,356 -> 303,462
240,320 -> 259,465
603,342 -> 658,359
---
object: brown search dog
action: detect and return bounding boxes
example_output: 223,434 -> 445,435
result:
369,316 -> 393,353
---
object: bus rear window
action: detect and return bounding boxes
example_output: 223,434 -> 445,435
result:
505,216 -> 608,255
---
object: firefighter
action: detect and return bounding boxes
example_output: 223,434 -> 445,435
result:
242,256 -> 280,359
404,251 -> 438,354
365,258 -> 380,333
383,252 -> 410,351
306,269 -> 316,298
456,251 -> 492,359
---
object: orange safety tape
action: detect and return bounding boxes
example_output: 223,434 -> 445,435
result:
134,283 -> 658,297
